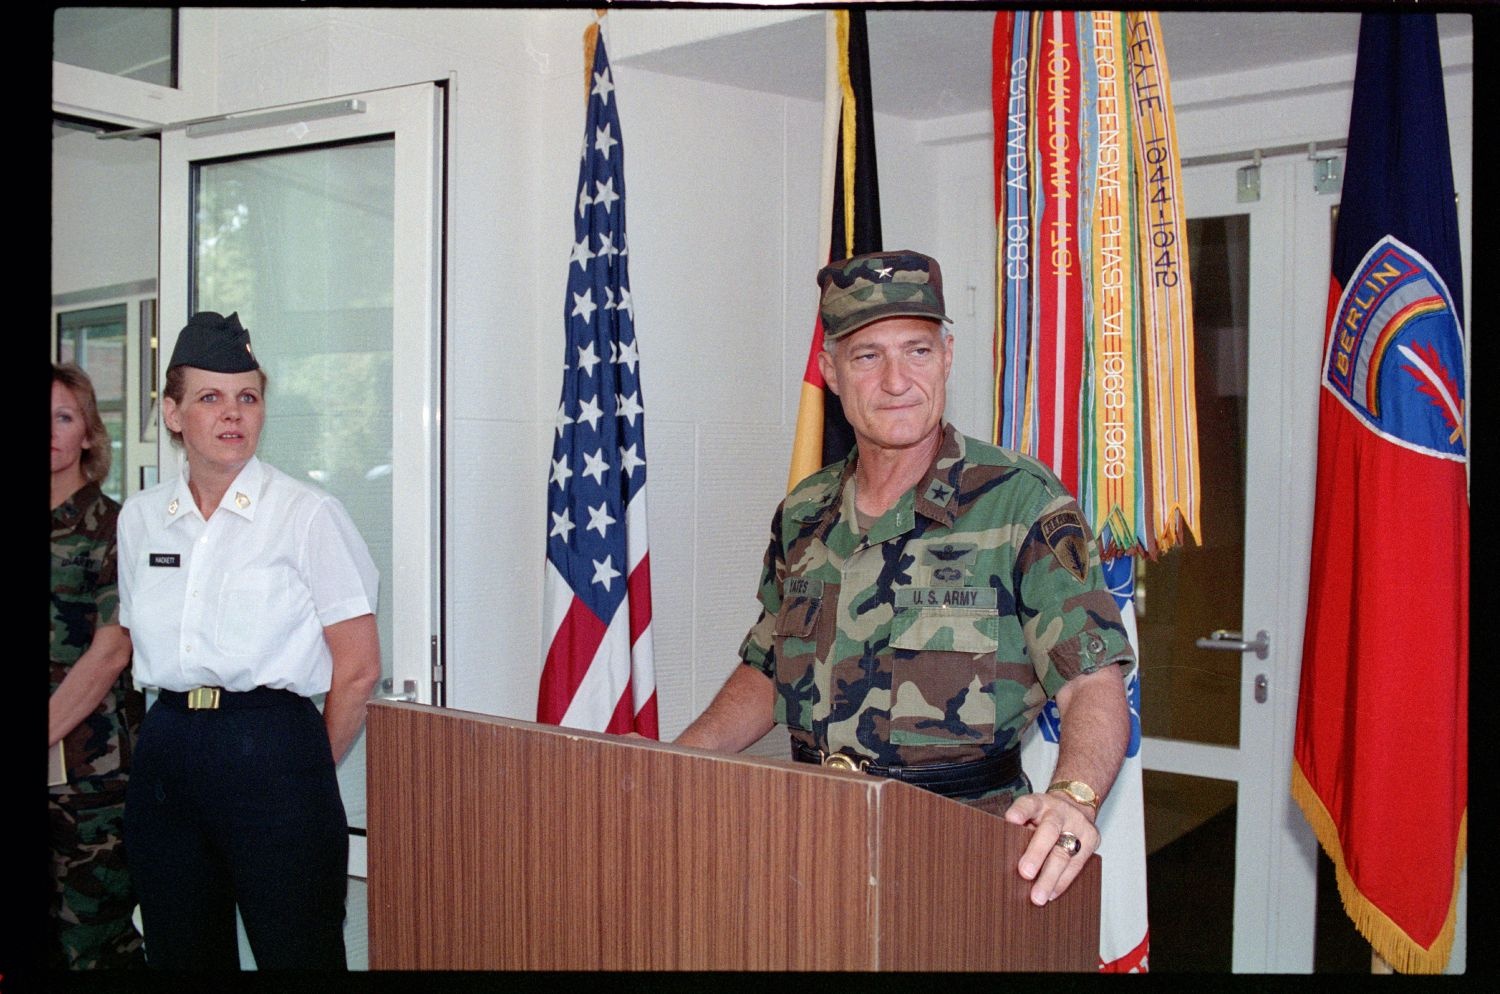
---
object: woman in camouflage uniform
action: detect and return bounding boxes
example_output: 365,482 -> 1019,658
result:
49,362 -> 146,969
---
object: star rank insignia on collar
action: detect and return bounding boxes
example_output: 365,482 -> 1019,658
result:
922,480 -> 955,507
234,492 -> 251,509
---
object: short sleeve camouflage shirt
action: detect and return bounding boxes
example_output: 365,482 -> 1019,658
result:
740,425 -> 1134,778
51,483 -> 143,791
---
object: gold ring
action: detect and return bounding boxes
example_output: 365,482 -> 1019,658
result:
1055,832 -> 1082,857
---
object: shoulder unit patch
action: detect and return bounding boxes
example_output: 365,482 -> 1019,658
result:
1039,508 -> 1090,582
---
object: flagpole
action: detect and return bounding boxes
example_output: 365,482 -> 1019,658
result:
584,9 -> 605,104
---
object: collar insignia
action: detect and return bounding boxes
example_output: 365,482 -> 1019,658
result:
923,480 -> 954,507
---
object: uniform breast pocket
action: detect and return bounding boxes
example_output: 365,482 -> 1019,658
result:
887,608 -> 1000,746
51,555 -> 99,600
128,552 -> 184,630
214,566 -> 306,657
772,594 -> 824,732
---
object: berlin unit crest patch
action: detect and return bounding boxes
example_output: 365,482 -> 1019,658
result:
1324,235 -> 1466,461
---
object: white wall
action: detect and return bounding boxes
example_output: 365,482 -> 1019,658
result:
50,128 -> 157,295
616,66 -> 823,740
185,8 -> 833,743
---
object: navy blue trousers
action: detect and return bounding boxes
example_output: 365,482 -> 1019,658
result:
124,689 -> 349,970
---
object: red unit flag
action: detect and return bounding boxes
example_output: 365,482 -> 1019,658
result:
1291,13 -> 1467,974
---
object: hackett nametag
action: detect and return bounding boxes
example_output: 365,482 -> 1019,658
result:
895,587 -> 998,610
149,553 -> 181,568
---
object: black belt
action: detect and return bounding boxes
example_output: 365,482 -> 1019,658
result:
792,739 -> 1022,799
156,687 -> 304,711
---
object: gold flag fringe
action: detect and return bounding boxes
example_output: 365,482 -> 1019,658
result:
1290,762 -> 1466,974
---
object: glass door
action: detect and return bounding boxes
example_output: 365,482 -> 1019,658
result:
1140,156 -> 1327,972
157,82 -> 444,967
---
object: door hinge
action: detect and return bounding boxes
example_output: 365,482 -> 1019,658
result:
430,635 -> 445,706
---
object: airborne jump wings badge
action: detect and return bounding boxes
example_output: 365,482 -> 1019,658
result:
1039,508 -> 1090,582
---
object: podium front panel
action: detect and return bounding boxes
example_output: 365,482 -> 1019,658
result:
369,702 -> 1098,971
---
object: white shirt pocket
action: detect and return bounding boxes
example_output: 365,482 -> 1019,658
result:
214,566 -> 305,657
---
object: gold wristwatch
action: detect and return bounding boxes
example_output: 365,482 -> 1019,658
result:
1047,779 -> 1100,812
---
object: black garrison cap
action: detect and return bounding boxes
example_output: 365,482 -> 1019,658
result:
168,311 -> 260,373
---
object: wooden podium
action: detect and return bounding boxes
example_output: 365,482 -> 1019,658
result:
367,701 -> 1100,971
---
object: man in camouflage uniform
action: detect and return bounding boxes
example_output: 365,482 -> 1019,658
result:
676,249 -> 1134,906
51,482 -> 146,969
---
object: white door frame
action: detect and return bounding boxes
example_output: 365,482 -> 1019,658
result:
156,83 -> 445,726
1139,154 -> 1327,972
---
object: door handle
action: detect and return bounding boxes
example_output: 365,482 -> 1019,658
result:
1194,629 -> 1270,660
378,677 -> 418,702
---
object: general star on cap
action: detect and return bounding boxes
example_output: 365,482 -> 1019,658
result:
875,266 -> 894,279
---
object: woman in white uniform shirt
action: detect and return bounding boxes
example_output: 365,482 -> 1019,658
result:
119,312 -> 380,970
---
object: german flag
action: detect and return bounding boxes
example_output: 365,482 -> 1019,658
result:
787,9 -> 882,491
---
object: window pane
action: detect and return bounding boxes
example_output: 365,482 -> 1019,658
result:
1136,214 -> 1249,747
192,139 -> 396,834
56,303 -> 128,504
100,410 -> 125,503
1144,770 -> 1237,971
52,8 -> 177,88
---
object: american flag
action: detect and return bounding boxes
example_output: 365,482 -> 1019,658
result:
538,33 -> 658,737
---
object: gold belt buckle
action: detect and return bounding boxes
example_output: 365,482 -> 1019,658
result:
186,687 -> 221,710
821,750 -> 869,773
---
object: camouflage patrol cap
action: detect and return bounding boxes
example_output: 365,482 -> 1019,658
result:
816,249 -> 953,341
168,311 -> 259,373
